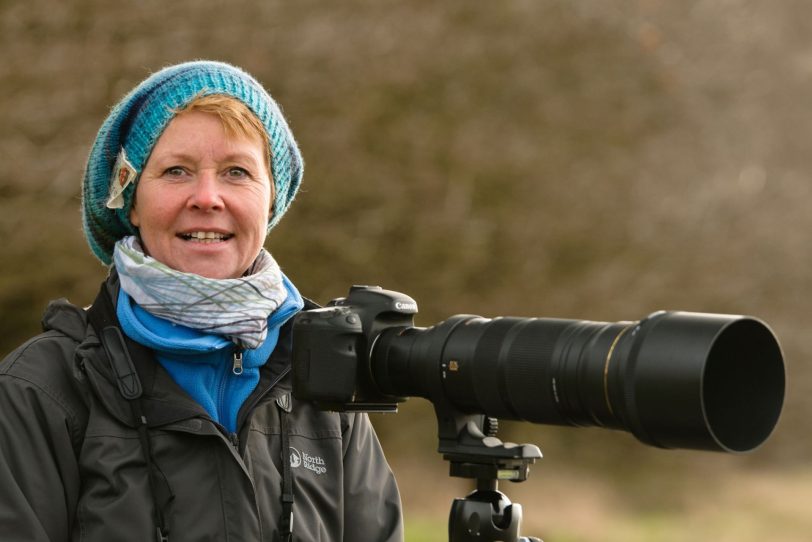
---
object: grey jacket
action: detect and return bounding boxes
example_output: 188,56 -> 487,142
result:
0,277 -> 403,541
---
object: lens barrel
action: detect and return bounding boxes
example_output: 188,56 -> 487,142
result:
371,311 -> 785,452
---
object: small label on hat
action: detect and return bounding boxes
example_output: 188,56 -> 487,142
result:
106,148 -> 137,209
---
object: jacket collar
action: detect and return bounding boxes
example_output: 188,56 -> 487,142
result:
77,271 -> 305,431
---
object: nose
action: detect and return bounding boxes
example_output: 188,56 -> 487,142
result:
188,169 -> 224,211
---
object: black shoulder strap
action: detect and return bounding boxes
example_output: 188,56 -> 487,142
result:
277,394 -> 295,542
85,282 -> 173,542
86,284 -> 143,400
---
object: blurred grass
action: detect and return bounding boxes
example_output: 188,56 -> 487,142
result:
402,466 -> 812,542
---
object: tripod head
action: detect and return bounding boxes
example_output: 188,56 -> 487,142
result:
440,412 -> 543,542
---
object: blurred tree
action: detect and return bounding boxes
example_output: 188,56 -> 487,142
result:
2,1 -> 811,539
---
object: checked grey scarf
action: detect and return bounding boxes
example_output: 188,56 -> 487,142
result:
113,236 -> 287,349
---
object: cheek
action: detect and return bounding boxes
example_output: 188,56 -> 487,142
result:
249,184 -> 274,226
133,183 -> 180,229
129,186 -> 144,227
129,206 -> 140,228
133,204 -> 158,231
251,202 -> 271,234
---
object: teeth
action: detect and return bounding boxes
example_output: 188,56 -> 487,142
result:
184,231 -> 229,242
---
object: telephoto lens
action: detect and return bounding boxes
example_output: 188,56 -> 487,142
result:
371,311 -> 785,453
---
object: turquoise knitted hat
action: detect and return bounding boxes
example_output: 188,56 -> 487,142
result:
82,60 -> 303,265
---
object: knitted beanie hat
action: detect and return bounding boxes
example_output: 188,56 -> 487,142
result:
82,60 -> 303,265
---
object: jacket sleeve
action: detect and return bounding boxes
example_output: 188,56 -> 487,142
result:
0,342 -> 83,542
341,412 -> 404,542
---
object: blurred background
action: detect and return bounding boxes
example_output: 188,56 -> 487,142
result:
1,1 -> 810,540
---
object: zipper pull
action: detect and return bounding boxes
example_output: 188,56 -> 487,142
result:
232,350 -> 244,375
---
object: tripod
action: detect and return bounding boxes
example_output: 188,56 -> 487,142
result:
438,415 -> 543,542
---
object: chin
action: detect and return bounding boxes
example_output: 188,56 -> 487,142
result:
193,269 -> 239,280
177,262 -> 240,280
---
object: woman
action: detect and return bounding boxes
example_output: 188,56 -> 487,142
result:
0,61 -> 403,541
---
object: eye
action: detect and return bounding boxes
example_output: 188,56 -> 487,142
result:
163,166 -> 186,178
226,166 -> 250,180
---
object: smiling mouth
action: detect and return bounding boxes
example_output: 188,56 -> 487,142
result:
179,231 -> 234,243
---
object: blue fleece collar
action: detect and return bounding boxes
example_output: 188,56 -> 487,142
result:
117,274 -> 304,433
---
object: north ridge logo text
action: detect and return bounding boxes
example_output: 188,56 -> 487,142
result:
289,447 -> 327,475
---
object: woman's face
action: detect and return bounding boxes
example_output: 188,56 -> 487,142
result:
130,111 -> 272,279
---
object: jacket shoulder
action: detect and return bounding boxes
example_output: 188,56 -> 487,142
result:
0,298 -> 91,424
41,297 -> 89,341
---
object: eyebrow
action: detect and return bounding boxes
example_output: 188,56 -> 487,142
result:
150,151 -> 263,166
220,152 -> 263,165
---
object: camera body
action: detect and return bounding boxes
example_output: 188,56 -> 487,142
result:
292,285 -> 415,412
